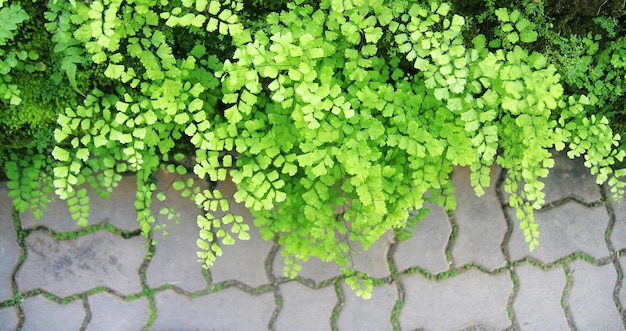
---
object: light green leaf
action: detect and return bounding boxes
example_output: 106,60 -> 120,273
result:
52,146 -> 70,161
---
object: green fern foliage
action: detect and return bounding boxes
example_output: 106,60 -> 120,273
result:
3,0 -> 626,298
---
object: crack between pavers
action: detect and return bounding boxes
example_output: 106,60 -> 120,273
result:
7,207 -> 29,330
330,279 -> 344,331
497,166 -> 519,330
391,277 -> 405,331
387,234 -> 403,331
561,263 -> 576,330
266,239 -> 280,331
138,235 -> 157,331
601,184 -> 626,327
444,208 -> 457,271
80,296 -> 92,331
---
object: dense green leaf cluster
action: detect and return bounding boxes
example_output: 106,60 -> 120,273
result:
2,0 -> 626,298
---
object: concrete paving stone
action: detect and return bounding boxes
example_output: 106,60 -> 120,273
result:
568,260 -> 623,330
609,196 -> 626,251
394,204 -> 451,274
499,151 -> 602,207
274,281 -> 336,331
512,264 -> 569,331
399,269 -> 513,331
539,150 -> 602,205
337,282 -> 396,331
208,177 -> 273,287
350,230 -> 394,279
152,288 -> 274,331
17,231 -> 146,297
0,307 -> 18,331
507,202 -> 610,264
452,166 -> 508,270
0,183 -> 20,301
86,292 -> 150,331
21,295 -> 85,331
272,231 -> 393,283
147,171 -> 210,292
273,247 -> 342,283
20,175 -> 143,232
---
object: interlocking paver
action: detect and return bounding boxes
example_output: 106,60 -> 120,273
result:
399,269 -> 513,331
507,202 -> 610,264
274,282 -> 335,331
86,292 -> 150,331
609,196 -> 626,251
452,166 -> 508,270
146,171 -> 209,292
568,260 -> 623,330
540,151 -> 602,205
272,231 -> 393,283
17,231 -> 146,297
0,183 -> 19,301
204,176 -> 273,287
394,204 -> 451,274
513,264 -> 569,331
351,230 -> 394,279
273,247 -> 341,283
152,288 -> 274,330
209,205 -> 273,287
20,175 -> 142,232
0,307 -> 18,331
21,295 -> 85,331
337,282 -> 396,331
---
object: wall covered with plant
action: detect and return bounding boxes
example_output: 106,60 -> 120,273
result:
2,0 -> 625,297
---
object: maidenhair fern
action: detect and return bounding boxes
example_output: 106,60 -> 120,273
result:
3,0 -> 625,299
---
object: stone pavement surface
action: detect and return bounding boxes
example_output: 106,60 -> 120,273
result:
1,150 -> 626,330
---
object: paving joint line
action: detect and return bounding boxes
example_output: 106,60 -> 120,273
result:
137,234 -> 157,331
444,208 -> 457,271
6,207 -> 29,329
560,263 -> 576,330
601,184 -> 626,327
496,162 -> 519,330
391,278 -> 405,331
80,296 -> 92,331
330,279 -> 344,331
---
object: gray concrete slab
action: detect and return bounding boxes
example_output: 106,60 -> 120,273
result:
152,288 -> 274,331
274,281 -> 335,331
208,202 -> 273,287
204,175 -> 273,287
0,306 -> 18,331
337,282 -> 396,331
86,292 -> 150,331
273,247 -> 342,283
513,264 -> 569,331
399,269 -> 513,331
394,204 -> 451,274
17,231 -> 146,297
568,260 -> 623,330
146,171 -> 210,292
541,151 -> 602,205
452,166 -> 508,270
20,175 -> 143,232
508,202 -> 610,264
21,295 -> 84,331
87,175 -> 143,230
350,231 -> 394,279
0,183 -> 19,301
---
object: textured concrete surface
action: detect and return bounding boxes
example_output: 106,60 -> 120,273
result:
1,151 -> 625,330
